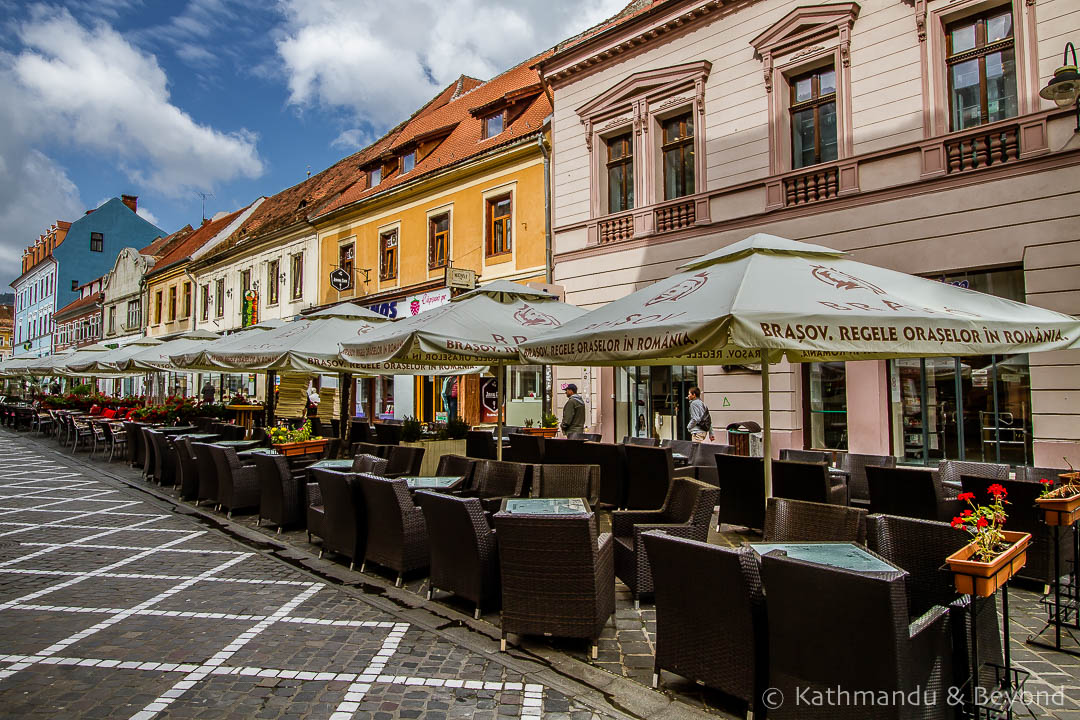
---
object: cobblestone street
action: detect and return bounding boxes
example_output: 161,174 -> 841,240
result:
0,432 -> 637,720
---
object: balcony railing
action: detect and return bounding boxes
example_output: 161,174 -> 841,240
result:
945,123 -> 1020,173
784,166 -> 840,206
655,199 -> 696,233
598,213 -> 634,245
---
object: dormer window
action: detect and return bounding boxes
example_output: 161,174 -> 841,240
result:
402,151 -> 415,173
369,167 -> 382,188
483,112 -> 504,138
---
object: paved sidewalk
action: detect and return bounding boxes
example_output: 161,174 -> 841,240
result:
0,432 -> 639,720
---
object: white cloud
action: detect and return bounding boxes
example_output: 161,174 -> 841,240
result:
136,206 -> 160,226
331,128 -> 372,152
7,6 -> 265,196
276,0 -> 627,131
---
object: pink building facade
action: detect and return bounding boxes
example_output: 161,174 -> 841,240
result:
540,0 -> 1080,467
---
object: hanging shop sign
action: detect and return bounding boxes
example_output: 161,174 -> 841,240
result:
480,377 -> 499,423
241,289 -> 258,327
329,268 -> 351,292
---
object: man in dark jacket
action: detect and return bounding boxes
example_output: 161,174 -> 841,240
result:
686,386 -> 712,442
560,383 -> 586,435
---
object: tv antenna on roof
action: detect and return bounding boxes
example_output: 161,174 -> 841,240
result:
194,191 -> 215,222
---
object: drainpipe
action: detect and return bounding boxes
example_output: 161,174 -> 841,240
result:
537,131 -> 554,420
184,269 -> 200,400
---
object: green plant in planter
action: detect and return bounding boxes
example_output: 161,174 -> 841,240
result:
541,412 -> 559,429
444,417 -> 469,439
401,416 -> 423,442
524,418 -> 535,427
268,420 -> 314,445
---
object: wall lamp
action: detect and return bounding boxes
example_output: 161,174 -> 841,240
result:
1040,42 -> 1080,133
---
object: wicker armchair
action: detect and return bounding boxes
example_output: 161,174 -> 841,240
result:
150,431 -> 177,486
841,452 -> 896,508
938,459 -> 1007,494
715,454 -> 766,531
140,427 -> 157,478
764,497 -> 868,543
761,551 -> 952,720
465,430 -> 497,460
357,473 -> 429,586
622,436 -> 659,447
350,441 -> 391,459
191,442 -> 219,507
779,448 -> 831,464
567,432 -> 601,441
642,532 -> 766,715
124,422 -> 144,467
417,490 -> 499,618
506,433 -> 545,464
530,464 -> 600,506
867,514 -> 1002,692
867,465 -> 960,522
1017,465 -> 1072,484
542,437 -> 587,463
435,455 -> 477,490
384,446 -> 424,478
493,510 -> 615,657
673,442 -> 735,487
352,453 -> 388,475
660,438 -> 695,459
252,453 -> 303,533
960,475 -> 1071,586
458,459 -> 529,512
308,468 -> 366,569
207,445 -> 260,517
623,445 -> 673,510
374,422 -> 402,445
573,441 -> 625,509
772,459 -> 846,505
174,437 -> 200,501
612,477 -> 719,607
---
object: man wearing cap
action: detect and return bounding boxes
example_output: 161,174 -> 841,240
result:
561,383 -> 586,436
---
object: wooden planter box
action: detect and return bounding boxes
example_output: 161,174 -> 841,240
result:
402,438 -> 467,476
272,438 -> 329,458
946,531 -> 1031,598
1036,483 -> 1080,526
519,427 -> 558,438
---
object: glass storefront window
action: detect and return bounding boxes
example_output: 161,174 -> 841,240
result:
889,268 -> 1032,466
804,361 -> 847,450
617,365 -> 698,442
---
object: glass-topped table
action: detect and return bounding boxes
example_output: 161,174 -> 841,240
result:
213,439 -> 263,450
501,497 -> 590,515
750,542 -> 898,574
177,433 -> 219,441
159,425 -> 199,435
401,476 -> 464,491
307,459 -> 354,471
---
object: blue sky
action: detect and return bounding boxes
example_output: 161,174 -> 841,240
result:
0,0 -> 627,287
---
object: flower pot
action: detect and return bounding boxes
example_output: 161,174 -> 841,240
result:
520,426 -> 558,438
1035,482 -> 1080,526
272,438 -> 329,458
946,531 -> 1031,598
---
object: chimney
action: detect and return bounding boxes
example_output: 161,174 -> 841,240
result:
121,195 -> 138,213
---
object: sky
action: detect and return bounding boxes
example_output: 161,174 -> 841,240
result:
0,0 -> 629,288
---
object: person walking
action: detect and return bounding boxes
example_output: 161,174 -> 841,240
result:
560,383 -> 586,436
686,386 -> 713,442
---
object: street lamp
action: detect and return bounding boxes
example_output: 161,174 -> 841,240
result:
1040,42 -> 1080,133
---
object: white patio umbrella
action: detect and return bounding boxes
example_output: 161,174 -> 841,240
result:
116,330 -> 221,372
66,336 -> 162,375
28,342 -> 114,378
0,355 -> 43,378
520,234 -> 1080,494
340,280 -> 586,458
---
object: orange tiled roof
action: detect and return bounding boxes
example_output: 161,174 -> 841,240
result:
146,209 -> 248,278
54,292 -> 102,320
139,225 -> 194,258
312,53 -> 552,220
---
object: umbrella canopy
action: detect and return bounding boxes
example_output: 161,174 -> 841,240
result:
67,336 -> 162,374
116,330 -> 220,372
25,343 -> 114,377
0,355 -> 43,377
520,234 -> 1079,365
340,280 -> 585,366
170,303 -> 389,374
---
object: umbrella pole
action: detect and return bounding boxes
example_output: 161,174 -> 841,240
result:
496,366 -> 504,461
761,352 -> 773,500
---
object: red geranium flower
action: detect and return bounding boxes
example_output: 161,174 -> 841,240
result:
958,492 -> 976,502
1040,478 -> 1053,485
951,517 -> 964,529
987,483 -> 1007,498
961,509 -> 973,517
977,516 -> 988,528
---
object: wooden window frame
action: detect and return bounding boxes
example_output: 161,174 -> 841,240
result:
605,133 -> 634,213
90,232 -> 103,252
660,112 -> 695,200
154,291 -> 163,325
944,7 -> 1016,131
168,286 -> 177,322
339,242 -> 355,285
182,282 -> 192,319
485,194 -> 512,258
401,150 -> 416,174
483,112 -> 505,139
215,278 -> 225,318
200,284 -> 210,321
789,66 -> 838,168
369,167 -> 381,188
290,252 -> 303,300
428,213 -> 450,270
379,230 -> 398,281
267,259 -> 280,306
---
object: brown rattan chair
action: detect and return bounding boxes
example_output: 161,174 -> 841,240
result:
357,473 -> 429,586
622,436 -> 659,447
207,445 -> 260,517
613,477 -> 719,607
761,551 -> 952,720
622,445 -> 673,510
174,437 -> 200,501
779,448 -> 831,464
937,459 -> 1007,492
465,430 -> 497,459
352,453 -> 388,475
530,464 -> 600,506
350,441 -> 391,459
191,442 -> 219,507
306,468 -> 366,568
772,459 -> 846,505
764,497 -> 867,543
417,490 -> 499,618
384,445 -> 425,478
715,454 -> 766,531
567,432 -> 601,441
643,532 -> 766,716
252,453 -> 303,533
841,452 -> 896,508
458,459 -> 529,512
506,433 -> 545,464
867,465 -> 961,522
565,441 -> 623,508
435,455 -> 477,490
493,509 -> 615,657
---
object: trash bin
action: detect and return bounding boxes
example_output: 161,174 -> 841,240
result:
726,421 -> 762,457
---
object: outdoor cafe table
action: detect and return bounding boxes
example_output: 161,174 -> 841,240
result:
307,459 -> 353,471
159,425 -> 199,435
175,433 -> 219,442
500,497 -> 591,515
212,439 -> 262,451
401,476 -> 465,492
749,542 -> 899,574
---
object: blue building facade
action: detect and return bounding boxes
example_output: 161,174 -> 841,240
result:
53,197 -> 163,311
